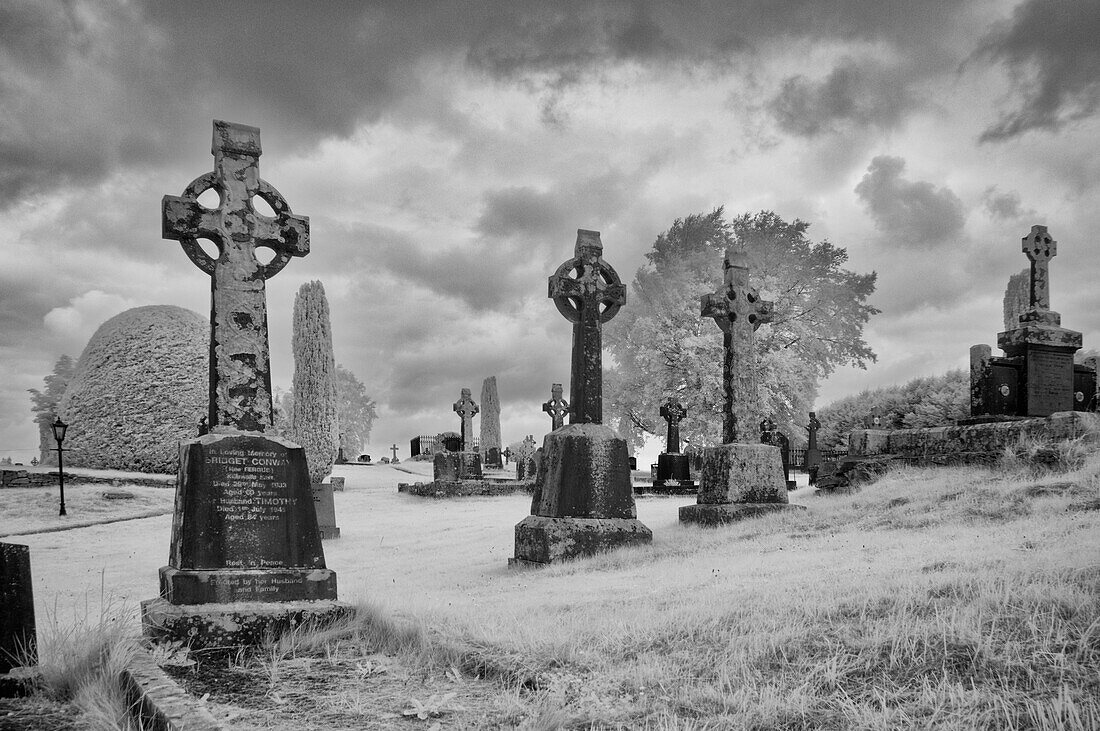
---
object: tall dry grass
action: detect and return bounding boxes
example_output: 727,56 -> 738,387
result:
267,444 -> 1100,729
24,586 -> 145,730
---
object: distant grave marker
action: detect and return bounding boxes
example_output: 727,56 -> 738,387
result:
542,383 -> 569,431
653,398 -> 694,491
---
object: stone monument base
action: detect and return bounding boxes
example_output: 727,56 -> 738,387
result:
679,502 -> 804,526
434,451 -> 483,481
509,515 -> 652,566
140,597 -> 352,653
679,442 -> 802,526
397,479 -> 533,497
158,567 -> 337,605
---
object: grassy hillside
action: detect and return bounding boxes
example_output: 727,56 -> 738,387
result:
172,452 -> 1100,729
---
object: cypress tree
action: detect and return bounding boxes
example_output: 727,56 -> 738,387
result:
291,281 -> 339,484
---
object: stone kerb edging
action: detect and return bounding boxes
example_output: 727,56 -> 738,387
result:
120,648 -> 224,731
0,468 -> 175,489
849,411 -> 1100,461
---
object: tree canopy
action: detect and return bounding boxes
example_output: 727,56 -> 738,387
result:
28,354 -> 74,463
604,208 -> 878,448
815,369 -> 969,450
335,364 -> 378,457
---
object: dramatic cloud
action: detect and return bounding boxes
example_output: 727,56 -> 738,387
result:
981,186 -> 1035,221
43,290 -> 140,337
769,58 -> 916,137
975,0 -> 1100,141
854,156 -> 966,246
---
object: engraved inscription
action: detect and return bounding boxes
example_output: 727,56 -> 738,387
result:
1027,349 -> 1072,415
206,572 -> 306,601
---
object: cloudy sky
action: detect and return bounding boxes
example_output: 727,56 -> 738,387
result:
2,0 -> 1098,464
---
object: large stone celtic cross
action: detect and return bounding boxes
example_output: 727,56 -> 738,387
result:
542,383 -> 569,431
701,249 -> 773,443
660,398 -> 687,454
453,388 -> 479,451
162,120 -> 309,432
548,230 -> 625,425
1022,225 -> 1056,312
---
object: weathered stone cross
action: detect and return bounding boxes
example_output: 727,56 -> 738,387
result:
1022,224 -> 1056,312
162,120 -> 309,432
453,388 -> 479,451
548,230 -> 625,425
660,398 -> 687,454
542,383 -> 569,431
807,412 -> 821,452
701,249 -> 774,443
390,444 -> 399,461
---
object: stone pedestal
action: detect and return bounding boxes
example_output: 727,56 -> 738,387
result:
142,432 -> 345,650
997,319 -> 1082,417
511,424 -> 652,565
433,451 -> 482,481
312,482 -> 339,540
141,599 -> 351,652
654,453 -> 694,489
679,443 -> 805,526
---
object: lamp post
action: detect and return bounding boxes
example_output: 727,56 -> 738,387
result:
51,416 -> 68,517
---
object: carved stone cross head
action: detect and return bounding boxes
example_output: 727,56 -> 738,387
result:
163,120 -> 309,280
542,382 -> 569,430
701,249 -> 774,334
1021,224 -> 1056,311
660,398 -> 687,425
548,230 -> 625,326
453,388 -> 479,419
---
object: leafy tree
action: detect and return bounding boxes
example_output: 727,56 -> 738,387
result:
28,354 -> 75,464
815,369 -> 969,449
604,208 -> 878,448
291,281 -> 339,484
335,364 -> 377,457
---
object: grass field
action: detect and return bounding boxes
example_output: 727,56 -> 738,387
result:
168,453 -> 1100,730
7,449 -> 1098,729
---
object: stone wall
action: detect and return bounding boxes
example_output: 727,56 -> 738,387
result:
849,411 -> 1100,464
0,467 -> 175,489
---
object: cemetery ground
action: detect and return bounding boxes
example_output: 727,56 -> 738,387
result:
2,451 -> 1099,730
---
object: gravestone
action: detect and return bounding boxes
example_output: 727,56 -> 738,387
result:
541,383 -> 569,431
654,398 -> 694,490
453,388 -> 479,451
512,230 -> 651,565
760,419 -> 795,490
804,412 -> 822,485
142,120 -> 345,651
480,377 -> 503,468
1,543 -> 35,678
440,390 -> 482,480
680,249 -> 804,525
438,432 -> 462,452
970,226 -> 1091,419
514,435 -> 538,481
312,482 -> 339,539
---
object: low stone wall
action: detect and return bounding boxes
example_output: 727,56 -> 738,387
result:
397,479 -> 533,498
0,468 -> 175,489
848,411 -> 1100,464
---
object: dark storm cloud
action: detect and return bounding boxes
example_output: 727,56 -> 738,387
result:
975,0 -> 1100,141
1,0 -> 982,209
855,156 -> 966,246
769,58 -> 916,137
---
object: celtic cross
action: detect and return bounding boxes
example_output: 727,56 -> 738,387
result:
453,388 -> 479,451
1022,225 -> 1056,311
701,248 -> 774,443
542,383 -> 569,431
807,412 -> 821,452
548,229 -> 625,424
162,120 -> 309,432
660,398 -> 687,454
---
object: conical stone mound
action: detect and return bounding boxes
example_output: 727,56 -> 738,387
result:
56,305 -> 207,473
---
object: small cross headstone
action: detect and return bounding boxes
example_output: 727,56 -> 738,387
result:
542,383 -> 569,431
390,444 -> 399,461
1022,225 -> 1056,312
453,388 -> 479,451
660,398 -> 687,454
548,230 -> 625,424
701,249 -> 774,443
